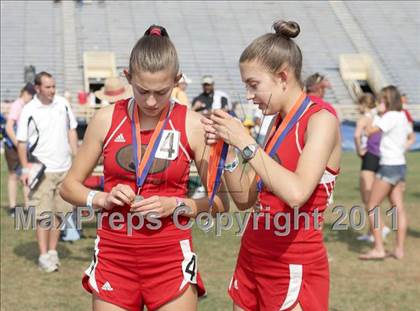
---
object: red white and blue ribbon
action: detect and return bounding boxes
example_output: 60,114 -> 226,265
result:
207,140 -> 229,208
257,93 -> 311,192
131,100 -> 172,193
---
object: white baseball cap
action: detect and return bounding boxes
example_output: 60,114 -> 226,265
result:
179,73 -> 192,84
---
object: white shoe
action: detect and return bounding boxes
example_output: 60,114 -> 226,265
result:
38,254 -> 58,273
357,226 -> 391,243
48,250 -> 61,266
357,234 -> 374,242
382,226 -> 391,239
191,186 -> 206,199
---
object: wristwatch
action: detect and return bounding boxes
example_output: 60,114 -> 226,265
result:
241,144 -> 259,162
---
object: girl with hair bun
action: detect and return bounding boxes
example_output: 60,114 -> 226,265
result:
202,20 -> 341,310
61,25 -> 230,311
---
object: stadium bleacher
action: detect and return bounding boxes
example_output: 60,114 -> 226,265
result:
1,1 -> 419,113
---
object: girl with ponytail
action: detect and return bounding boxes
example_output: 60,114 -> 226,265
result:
61,25 -> 230,311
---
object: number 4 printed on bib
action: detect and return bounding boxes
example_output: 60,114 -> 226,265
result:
155,130 -> 180,160
183,254 -> 197,283
180,240 -> 198,284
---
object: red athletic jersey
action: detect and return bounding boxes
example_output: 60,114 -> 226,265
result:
259,98 -> 338,214
100,99 -> 194,242
243,100 -> 340,264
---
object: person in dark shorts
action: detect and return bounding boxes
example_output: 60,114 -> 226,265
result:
354,94 -> 391,242
4,83 -> 36,216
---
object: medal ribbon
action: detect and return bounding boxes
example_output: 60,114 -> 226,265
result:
207,140 -> 229,208
131,100 -> 172,193
257,93 -> 311,192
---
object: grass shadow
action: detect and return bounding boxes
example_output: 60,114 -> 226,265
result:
407,228 -> 420,238
13,241 -> 93,262
14,241 -> 72,264
323,222 -> 367,253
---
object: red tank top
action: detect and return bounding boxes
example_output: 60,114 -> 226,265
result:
99,99 -> 194,243
243,100 -> 340,264
258,100 -> 339,214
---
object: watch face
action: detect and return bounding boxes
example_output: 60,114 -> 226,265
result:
242,144 -> 258,160
243,147 -> 253,158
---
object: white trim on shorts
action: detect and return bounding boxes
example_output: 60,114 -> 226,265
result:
320,170 -> 337,205
279,264 -> 303,310
84,236 -> 101,293
179,239 -> 198,291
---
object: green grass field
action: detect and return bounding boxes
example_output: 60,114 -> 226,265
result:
1,152 -> 419,310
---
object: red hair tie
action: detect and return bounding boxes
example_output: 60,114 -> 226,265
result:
150,28 -> 162,36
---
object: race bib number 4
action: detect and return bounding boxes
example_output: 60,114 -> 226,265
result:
155,130 -> 180,160
180,239 -> 198,284
182,252 -> 198,284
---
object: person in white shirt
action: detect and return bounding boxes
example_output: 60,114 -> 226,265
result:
16,71 -> 79,272
191,75 -> 230,115
253,107 -> 275,146
360,85 -> 415,260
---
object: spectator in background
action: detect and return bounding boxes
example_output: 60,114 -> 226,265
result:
191,75 -> 230,115
401,93 -> 414,125
191,75 -> 230,199
171,73 -> 191,105
399,93 -> 414,195
354,93 -> 390,242
243,116 -> 255,137
94,76 -> 133,105
360,86 -> 415,260
63,90 -> 71,102
0,112 -> 6,144
4,83 -> 36,217
17,72 -> 79,272
305,72 -> 332,104
228,101 -> 240,118
253,108 -> 275,146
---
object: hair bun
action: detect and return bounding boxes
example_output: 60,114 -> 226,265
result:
273,20 -> 300,38
144,25 -> 169,37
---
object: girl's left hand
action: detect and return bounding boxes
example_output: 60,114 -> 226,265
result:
210,109 -> 256,150
130,195 -> 177,218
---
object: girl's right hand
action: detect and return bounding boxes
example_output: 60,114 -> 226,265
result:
200,116 -> 219,145
97,184 -> 136,210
